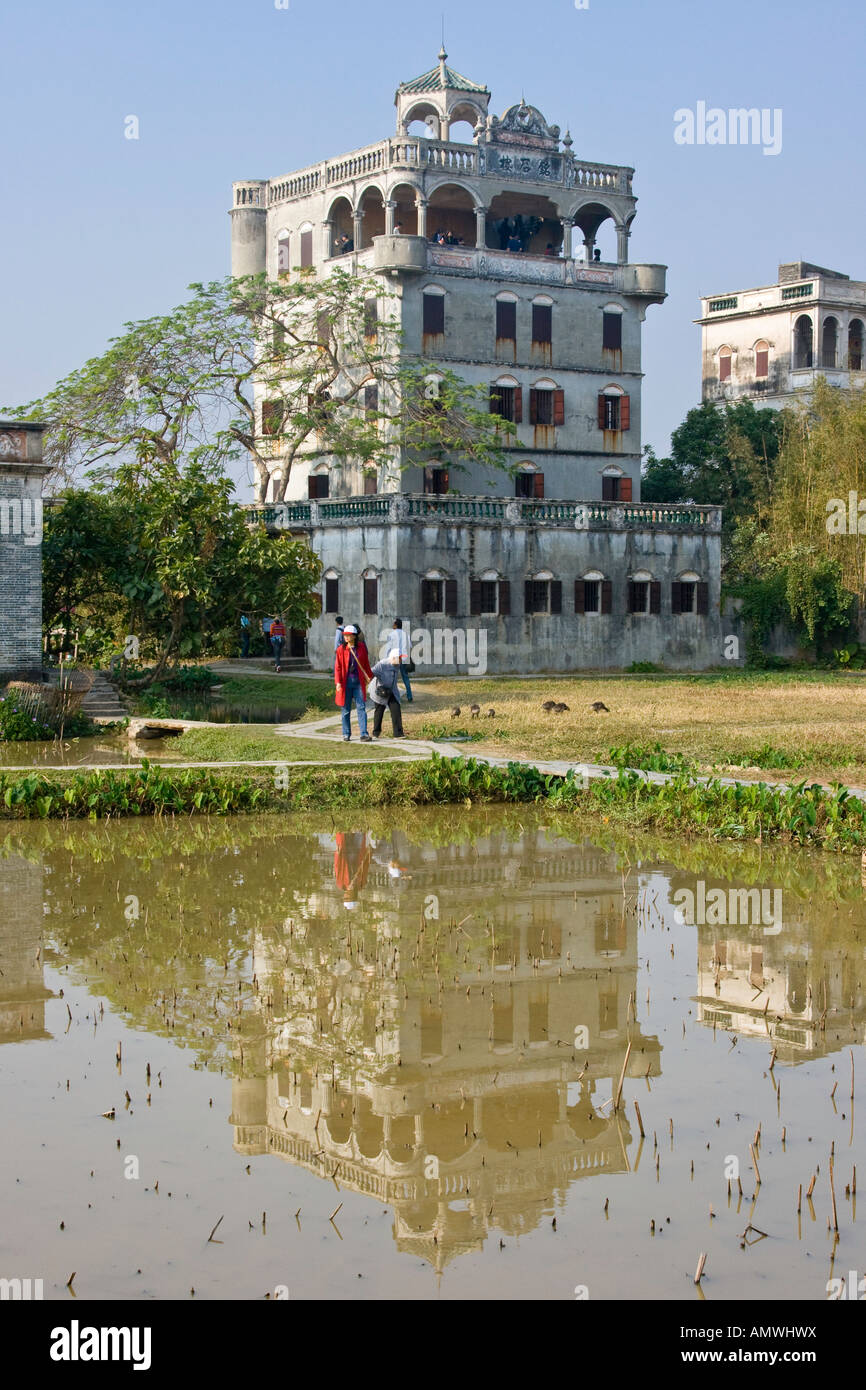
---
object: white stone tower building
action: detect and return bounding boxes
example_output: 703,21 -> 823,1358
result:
231,56 -> 725,672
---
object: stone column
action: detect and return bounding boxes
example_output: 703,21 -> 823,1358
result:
353,211 -> 363,250
561,217 -> 573,258
582,235 -> 595,264
385,200 -> 396,235
416,197 -> 428,239
0,422 -> 50,682
322,220 -> 334,260
616,223 -> 631,264
475,205 -> 487,249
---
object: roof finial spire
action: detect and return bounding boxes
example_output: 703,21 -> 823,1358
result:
438,18 -> 447,79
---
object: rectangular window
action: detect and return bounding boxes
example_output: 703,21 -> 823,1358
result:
363,298 -> 378,340
496,300 -> 516,341
602,312 -> 622,350
490,385 -> 517,421
421,578 -> 444,613
532,304 -> 552,345
719,354 -> 732,382
602,475 -> 621,502
515,471 -> 542,498
307,474 -> 329,499
422,293 -> 445,336
526,579 -> 550,614
300,229 -> 313,268
583,579 -> 600,613
364,382 -> 378,417
363,577 -> 378,615
480,580 -> 498,613
261,399 -> 284,436
324,577 -> 339,612
629,580 -> 649,614
531,389 -> 554,425
363,472 -> 377,495
423,466 -> 449,494
601,395 -> 620,430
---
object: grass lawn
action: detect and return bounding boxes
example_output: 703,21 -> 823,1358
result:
155,724 -> 408,764
402,671 -> 866,785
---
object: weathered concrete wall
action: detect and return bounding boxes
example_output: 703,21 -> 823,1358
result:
0,422 -> 49,683
306,517 -> 724,672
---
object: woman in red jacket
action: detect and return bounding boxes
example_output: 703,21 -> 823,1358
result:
334,625 -> 373,741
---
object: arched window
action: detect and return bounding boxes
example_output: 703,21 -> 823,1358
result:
575,570 -> 611,616
602,303 -> 624,357
525,570 -> 562,615
718,345 -> 732,383
530,377 -> 564,428
490,373 -> 521,423
298,222 -> 314,270
794,315 -> 813,369
754,340 -> 769,379
822,316 -> 838,369
532,295 -> 553,359
276,229 -> 290,276
323,569 -> 340,614
597,384 -> 629,434
848,319 -> 864,371
421,568 -> 456,614
628,570 -> 659,616
495,291 -> 518,351
362,568 -> 380,616
671,570 -> 706,616
601,463 -> 631,503
470,569 -> 508,616
307,464 -> 329,500
515,461 -> 543,499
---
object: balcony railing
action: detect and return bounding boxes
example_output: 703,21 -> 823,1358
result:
246,495 -> 720,533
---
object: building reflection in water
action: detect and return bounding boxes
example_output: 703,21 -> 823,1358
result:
0,852 -> 52,1043
230,827 -> 661,1269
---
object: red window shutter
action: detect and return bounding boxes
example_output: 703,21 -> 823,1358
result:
514,387 -> 523,423
533,472 -> 545,498
364,473 -> 377,495
529,390 -> 538,425
498,579 -> 511,615
671,582 -> 682,615
601,580 -> 612,614
650,581 -> 661,615
553,389 -> 565,427
619,476 -> 632,502
620,395 -> 630,431
574,580 -> 585,615
445,578 -> 458,617
300,229 -> 313,268
598,394 -> 607,429
697,582 -> 710,615
550,580 -> 562,615
719,353 -> 731,382
470,579 -> 482,616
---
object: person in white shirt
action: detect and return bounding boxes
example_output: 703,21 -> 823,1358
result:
386,618 -> 413,701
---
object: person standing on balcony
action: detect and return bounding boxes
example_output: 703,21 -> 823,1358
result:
386,618 -> 413,702
270,616 -> 286,672
335,625 -> 373,741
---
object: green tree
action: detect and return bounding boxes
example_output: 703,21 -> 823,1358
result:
640,445 -> 686,503
669,399 -> 783,520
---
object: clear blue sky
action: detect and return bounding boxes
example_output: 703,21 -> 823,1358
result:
3,0 -> 864,482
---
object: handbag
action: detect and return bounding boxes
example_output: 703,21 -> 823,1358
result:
404,657 -> 416,673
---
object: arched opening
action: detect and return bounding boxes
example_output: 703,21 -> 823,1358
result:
427,182 -> 477,247
572,202 -> 618,263
388,182 -> 419,237
794,315 -> 813,369
822,316 -> 838,369
276,229 -> 290,276
486,191 -> 562,256
849,319 -> 864,370
754,339 -> 769,379
357,187 -> 385,249
386,1114 -> 416,1158
446,100 -> 483,142
718,346 -> 732,384
403,101 -> 442,140
327,196 -> 353,257
354,1096 -> 384,1159
427,1100 -> 473,1162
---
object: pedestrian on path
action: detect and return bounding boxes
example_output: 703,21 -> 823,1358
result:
262,616 -> 275,656
334,624 -> 373,741
240,613 -> 251,659
369,652 -> 404,739
270,617 -> 286,671
334,615 -> 345,652
386,618 -> 413,701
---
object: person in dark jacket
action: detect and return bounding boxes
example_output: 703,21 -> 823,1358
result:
368,653 -> 404,738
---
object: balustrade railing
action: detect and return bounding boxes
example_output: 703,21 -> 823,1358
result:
244,495 -> 718,531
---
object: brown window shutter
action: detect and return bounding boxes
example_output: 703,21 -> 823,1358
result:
470,579 -> 482,616
697,582 -> 709,615
300,229 -> 313,268
496,300 -> 516,340
307,476 -> 317,499
489,386 -> 498,414
364,473 -> 377,495
671,582 -> 682,615
550,581 -> 562,615
529,389 -> 538,425
423,294 -> 445,335
598,393 -> 607,429
553,389 -> 565,426
619,475 -> 632,502
421,578 -> 429,611
602,312 -> 622,350
325,577 -> 339,612
514,386 -> 523,423
533,471 -> 545,498
498,579 -> 511,615
532,303 -> 552,344
627,581 -> 637,614
363,578 -> 378,614
601,580 -> 612,614
650,581 -> 661,615
524,579 -> 533,613
620,395 -> 630,431
602,476 -> 617,502
445,578 -> 458,617
574,580 -> 585,615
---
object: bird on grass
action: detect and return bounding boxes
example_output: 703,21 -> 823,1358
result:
450,706 -> 461,718
541,700 -> 557,712
590,701 -> 610,713
469,703 -> 481,718
486,708 -> 495,718
553,702 -> 569,713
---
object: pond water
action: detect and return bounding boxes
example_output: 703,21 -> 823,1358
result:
0,808 -> 863,1302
